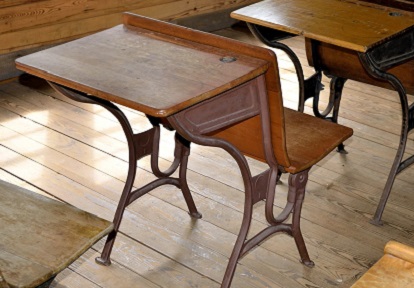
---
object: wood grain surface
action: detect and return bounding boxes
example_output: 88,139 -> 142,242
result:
0,0 -> 259,54
0,180 -> 113,288
231,0 -> 414,52
16,16 -> 268,117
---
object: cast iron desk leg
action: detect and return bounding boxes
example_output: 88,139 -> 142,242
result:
47,82 -> 201,265
359,52 -> 414,225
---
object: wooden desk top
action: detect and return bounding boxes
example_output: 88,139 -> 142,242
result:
231,0 -> 414,52
16,14 -> 269,117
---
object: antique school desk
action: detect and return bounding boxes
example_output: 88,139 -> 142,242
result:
232,0 -> 414,225
15,13 -> 352,287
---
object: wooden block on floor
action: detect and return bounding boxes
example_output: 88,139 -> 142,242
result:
351,241 -> 414,288
0,180 -> 113,288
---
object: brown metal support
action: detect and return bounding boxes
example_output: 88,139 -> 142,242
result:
248,23 -> 324,113
359,53 -> 412,226
248,24 -> 343,122
289,169 -> 314,267
148,119 -> 182,178
168,75 -> 313,287
50,75 -> 313,287
48,81 -> 201,266
167,114 -> 256,288
329,77 -> 347,153
175,133 -> 202,218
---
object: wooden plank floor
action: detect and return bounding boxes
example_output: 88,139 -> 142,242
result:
1,25 -> 414,287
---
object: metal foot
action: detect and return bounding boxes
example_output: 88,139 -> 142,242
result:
370,218 -> 384,226
189,211 -> 202,219
336,143 -> 348,154
95,257 -> 112,266
301,259 -> 315,268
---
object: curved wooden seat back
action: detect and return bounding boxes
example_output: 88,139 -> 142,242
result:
123,13 -> 291,168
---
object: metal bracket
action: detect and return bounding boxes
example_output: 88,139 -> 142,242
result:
409,103 -> 414,132
369,29 -> 414,71
47,81 -> 201,266
359,51 -> 414,225
247,23 -> 307,112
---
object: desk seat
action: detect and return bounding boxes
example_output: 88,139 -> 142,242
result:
284,108 -> 352,173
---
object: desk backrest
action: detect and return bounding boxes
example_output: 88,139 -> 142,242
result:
123,13 -> 291,168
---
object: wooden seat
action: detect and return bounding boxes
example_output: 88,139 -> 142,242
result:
284,108 -> 352,173
210,55 -> 353,175
0,180 -> 113,288
351,241 -> 414,287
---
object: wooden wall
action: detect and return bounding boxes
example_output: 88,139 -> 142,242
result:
0,0 -> 258,81
0,0 -> 258,55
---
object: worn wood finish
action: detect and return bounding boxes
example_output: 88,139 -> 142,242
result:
351,241 -> 414,287
122,13 -> 292,168
0,180 -> 113,288
0,270 -> 8,288
123,15 -> 352,172
15,13 -> 352,174
15,12 -> 292,170
345,0 -> 414,13
16,17 -> 268,118
212,106 -> 353,173
0,0 -> 259,54
305,0 -> 414,94
306,40 -> 414,95
231,0 -> 414,52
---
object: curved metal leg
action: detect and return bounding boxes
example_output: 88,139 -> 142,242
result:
48,82 -> 201,265
48,82 -> 138,265
289,170 -> 314,267
149,122 -> 181,178
167,124 -> 313,287
359,53 -> 412,225
146,121 -> 201,218
247,24 -> 345,127
167,116 -> 256,288
175,133 -> 202,219
222,184 -> 254,288
312,76 -> 346,122
328,76 -> 348,153
247,23 -> 307,112
262,168 -> 313,267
